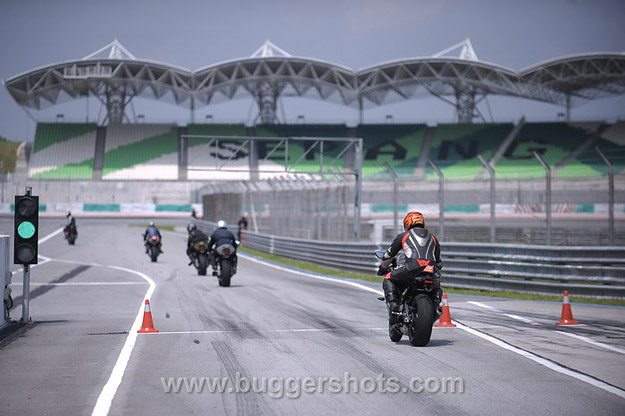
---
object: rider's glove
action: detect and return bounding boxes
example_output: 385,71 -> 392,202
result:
377,266 -> 388,276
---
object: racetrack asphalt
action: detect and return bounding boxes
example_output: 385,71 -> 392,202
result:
0,218 -> 624,415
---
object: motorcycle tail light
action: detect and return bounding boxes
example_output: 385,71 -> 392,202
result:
223,248 -> 231,255
151,236 -> 158,241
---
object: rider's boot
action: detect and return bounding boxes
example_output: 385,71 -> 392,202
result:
383,279 -> 402,324
434,287 -> 443,316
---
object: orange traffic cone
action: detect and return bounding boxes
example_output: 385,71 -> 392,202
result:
138,299 -> 159,333
556,291 -> 578,325
435,293 -> 456,328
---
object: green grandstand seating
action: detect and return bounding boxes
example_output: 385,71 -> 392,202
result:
29,123 -> 97,179
186,124 -> 248,179
495,123 -> 591,179
557,122 -> 625,178
355,124 -> 427,177
426,123 -> 513,180
102,124 -> 178,180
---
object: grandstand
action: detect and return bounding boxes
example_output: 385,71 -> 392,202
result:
19,120 -> 625,182
102,124 -> 178,180
186,124 -> 249,180
3,39 -> 624,212
29,123 -> 97,179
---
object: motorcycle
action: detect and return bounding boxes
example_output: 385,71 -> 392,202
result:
211,240 -> 239,287
64,224 -> 77,245
190,240 -> 210,276
145,235 -> 161,262
375,250 -> 439,347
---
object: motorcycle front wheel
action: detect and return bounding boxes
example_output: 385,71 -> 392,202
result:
150,247 -> 158,262
408,294 -> 435,346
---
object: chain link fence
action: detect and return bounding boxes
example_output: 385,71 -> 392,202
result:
199,174 -> 355,241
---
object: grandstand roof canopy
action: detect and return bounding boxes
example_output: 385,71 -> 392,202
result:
5,39 -> 625,121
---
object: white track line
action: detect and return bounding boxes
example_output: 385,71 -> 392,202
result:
9,228 -> 63,276
13,227 -> 156,416
504,313 -> 538,325
84,264 -> 154,416
468,301 -> 539,325
556,331 -> 625,355
38,227 -> 65,244
467,301 -> 496,309
240,252 -> 625,400
12,282 -> 146,286
455,321 -> 625,399
240,252 -> 382,296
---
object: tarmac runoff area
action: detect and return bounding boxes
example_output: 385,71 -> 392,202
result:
0,218 -> 624,415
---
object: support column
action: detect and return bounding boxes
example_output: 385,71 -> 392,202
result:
454,86 -> 476,123
104,86 -> 127,124
255,81 -> 278,124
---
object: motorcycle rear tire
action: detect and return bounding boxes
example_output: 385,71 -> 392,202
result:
150,247 -> 158,262
198,254 -> 208,276
408,294 -> 435,347
218,260 -> 232,287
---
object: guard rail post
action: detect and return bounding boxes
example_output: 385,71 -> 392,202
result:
533,151 -> 552,245
384,161 -> 400,234
596,147 -> 615,244
1,236 -> 9,328
478,154 -> 496,243
429,160 -> 445,240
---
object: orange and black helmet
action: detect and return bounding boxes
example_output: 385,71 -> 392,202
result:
403,211 -> 425,230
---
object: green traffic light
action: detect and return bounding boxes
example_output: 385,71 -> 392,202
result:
17,221 -> 36,239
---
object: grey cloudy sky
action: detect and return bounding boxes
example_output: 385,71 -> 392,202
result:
1,0 -> 625,140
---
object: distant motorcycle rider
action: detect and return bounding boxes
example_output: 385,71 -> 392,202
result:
186,223 -> 208,265
143,221 -> 163,254
237,215 -> 248,240
64,211 -> 76,232
208,220 -> 238,276
378,211 -> 443,323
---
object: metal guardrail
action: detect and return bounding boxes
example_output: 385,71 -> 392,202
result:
195,220 -> 625,297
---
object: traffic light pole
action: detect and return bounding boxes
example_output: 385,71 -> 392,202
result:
21,264 -> 30,323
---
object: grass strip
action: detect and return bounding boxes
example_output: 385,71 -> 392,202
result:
128,224 -> 176,232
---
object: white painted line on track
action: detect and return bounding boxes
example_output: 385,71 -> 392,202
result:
38,227 -> 65,244
240,252 -> 625,400
239,252 -> 382,296
24,228 -> 157,416
9,227 -> 63,276
90,265 -> 155,416
468,301 -> 539,325
467,301 -> 496,309
12,282 -> 146,286
504,313 -> 538,325
556,331 -> 625,355
455,321 -> 625,399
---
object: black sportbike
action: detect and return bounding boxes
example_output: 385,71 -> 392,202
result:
64,224 -> 77,245
189,240 -> 210,276
145,235 -> 161,262
211,241 -> 239,287
375,250 -> 439,346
